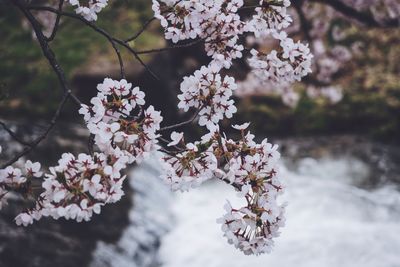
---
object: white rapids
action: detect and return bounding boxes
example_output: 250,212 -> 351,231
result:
158,156 -> 400,267
88,152 -> 400,267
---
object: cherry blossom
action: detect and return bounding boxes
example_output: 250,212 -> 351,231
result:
159,123 -> 285,254
178,65 -> 237,129
152,0 -> 246,68
1,0 -> 320,257
3,78 -> 163,225
25,160 -> 43,178
167,131 -> 184,147
68,0 -> 109,21
246,0 -> 292,37
248,32 -> 313,88
232,122 -> 250,130
0,166 -> 26,184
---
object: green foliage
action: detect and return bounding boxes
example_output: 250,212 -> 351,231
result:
0,0 -> 160,118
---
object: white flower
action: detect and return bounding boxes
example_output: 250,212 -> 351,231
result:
178,65 -> 238,129
25,160 -> 43,178
167,131 -> 184,147
68,0 -> 109,21
130,86 -> 145,107
97,122 -> 120,142
0,166 -> 26,184
15,213 -> 34,226
232,122 -> 250,130
82,174 -> 103,197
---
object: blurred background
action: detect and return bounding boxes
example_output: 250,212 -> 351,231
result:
0,0 -> 399,266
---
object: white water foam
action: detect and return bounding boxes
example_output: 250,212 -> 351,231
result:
158,157 -> 400,267
90,154 -> 173,267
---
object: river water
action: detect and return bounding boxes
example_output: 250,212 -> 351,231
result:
1,127 -> 400,267
88,137 -> 400,267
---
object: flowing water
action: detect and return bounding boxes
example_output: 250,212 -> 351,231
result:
89,137 -> 400,267
158,157 -> 400,267
2,125 -> 400,267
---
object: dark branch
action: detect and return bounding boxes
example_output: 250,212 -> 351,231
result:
293,0 -> 312,42
159,106 -> 204,132
309,0 -> 400,28
46,0 -> 64,42
124,17 -> 156,43
13,0 -> 81,106
220,177 -> 242,191
1,91 -> 71,168
136,37 -> 207,55
27,5 -> 160,81
0,121 -> 32,147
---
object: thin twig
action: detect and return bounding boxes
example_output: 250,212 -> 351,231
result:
1,91 -> 71,168
27,5 -> 160,81
0,121 -> 32,147
136,37 -> 207,55
309,0 -> 399,28
46,0 -> 64,42
124,17 -> 156,43
159,105 -> 204,132
14,0 -> 81,106
110,40 -> 126,79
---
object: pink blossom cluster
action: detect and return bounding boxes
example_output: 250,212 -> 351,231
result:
247,0 -> 292,37
0,78 -> 163,226
178,65 -> 237,129
15,152 -> 127,226
152,0 -> 310,255
68,0 -> 109,21
0,160 -> 43,209
160,123 -> 285,254
79,78 -> 162,163
248,32 -> 313,88
153,0 -> 312,110
1,0 -> 318,256
152,0 -> 245,68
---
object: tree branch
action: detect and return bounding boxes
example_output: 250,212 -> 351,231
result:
309,0 -> 400,28
159,105 -> 204,132
13,0 -> 81,106
0,121 -> 32,147
27,5 -> 160,81
293,0 -> 312,42
46,0 -> 64,42
1,91 -> 71,168
124,17 -> 156,43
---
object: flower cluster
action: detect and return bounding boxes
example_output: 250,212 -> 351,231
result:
0,161 -> 42,186
0,0 -> 319,257
153,0 -> 313,109
152,0 -> 246,68
160,124 -> 285,255
79,78 -> 162,163
216,128 -> 285,255
3,78 -> 163,226
247,0 -> 292,37
15,152 -> 127,226
249,32 -> 313,88
178,65 -> 237,129
0,161 -> 43,211
307,85 -> 343,104
161,137 -> 217,192
68,0 -> 109,21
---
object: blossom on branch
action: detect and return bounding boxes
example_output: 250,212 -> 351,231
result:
2,0 -> 319,257
178,65 -> 237,129
248,32 -> 313,88
68,0 -> 109,21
